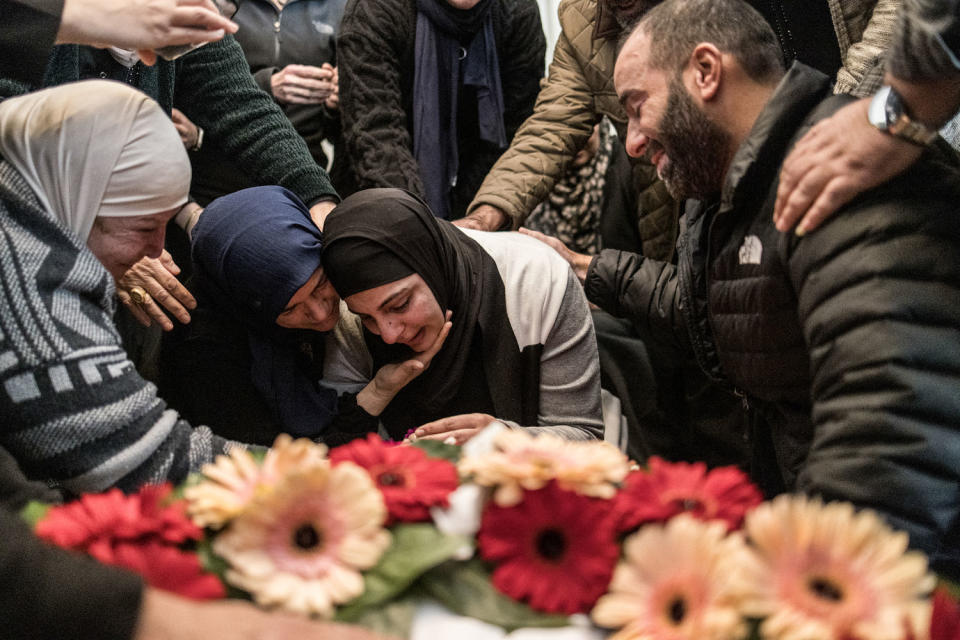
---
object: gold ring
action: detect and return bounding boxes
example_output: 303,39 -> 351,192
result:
129,286 -> 150,305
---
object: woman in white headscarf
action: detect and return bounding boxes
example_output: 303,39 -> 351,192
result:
0,79 -> 236,494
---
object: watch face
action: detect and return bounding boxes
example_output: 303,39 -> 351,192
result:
885,89 -> 903,125
868,85 -> 893,130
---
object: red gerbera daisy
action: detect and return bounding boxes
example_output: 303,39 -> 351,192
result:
931,587 -> 960,640
477,480 -> 619,614
35,484 -> 224,600
329,433 -> 459,524
613,457 -> 762,533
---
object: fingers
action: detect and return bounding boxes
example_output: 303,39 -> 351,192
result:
159,248 -> 181,275
413,413 -> 494,439
169,3 -> 238,36
774,161 -> 827,233
118,290 -> 155,328
414,310 -> 452,363
795,177 -> 858,236
119,257 -> 196,330
137,49 -> 158,66
415,428 -> 479,445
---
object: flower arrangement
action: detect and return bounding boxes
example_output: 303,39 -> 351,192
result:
23,426 -> 960,639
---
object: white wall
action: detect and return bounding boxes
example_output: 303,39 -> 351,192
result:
536,0 -> 562,74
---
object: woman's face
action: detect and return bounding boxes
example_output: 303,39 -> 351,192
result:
86,209 -> 176,281
345,274 -> 445,353
276,267 -> 341,331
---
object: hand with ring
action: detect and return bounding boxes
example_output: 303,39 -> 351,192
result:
128,286 -> 151,306
117,249 -> 197,331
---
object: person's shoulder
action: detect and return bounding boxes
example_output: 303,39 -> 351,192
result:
462,228 -> 573,282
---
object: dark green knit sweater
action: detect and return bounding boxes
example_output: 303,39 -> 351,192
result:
0,36 -> 337,206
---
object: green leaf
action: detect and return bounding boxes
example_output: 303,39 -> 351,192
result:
411,439 -> 461,463
418,558 -> 569,631
938,577 -> 960,600
335,523 -> 470,622
196,536 -> 248,600
338,593 -> 419,638
20,500 -> 50,528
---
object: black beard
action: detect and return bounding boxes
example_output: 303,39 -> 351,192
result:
655,78 -> 731,201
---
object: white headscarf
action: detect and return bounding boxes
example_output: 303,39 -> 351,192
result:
0,80 -> 191,241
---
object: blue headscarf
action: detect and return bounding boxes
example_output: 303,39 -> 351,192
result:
191,186 -> 338,437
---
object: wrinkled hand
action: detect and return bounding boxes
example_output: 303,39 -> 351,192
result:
171,108 -> 200,149
411,413 -> 498,445
359,311 -> 453,416
453,204 -> 508,231
518,227 -> 593,283
324,64 -> 340,111
271,64 -> 336,105
56,0 -> 238,66
116,250 -> 196,331
774,98 -> 923,235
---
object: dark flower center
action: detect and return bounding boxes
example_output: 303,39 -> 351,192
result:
293,523 -> 323,550
671,497 -> 704,512
667,596 -> 687,624
378,471 -> 406,487
808,576 -> 844,602
535,528 -> 567,562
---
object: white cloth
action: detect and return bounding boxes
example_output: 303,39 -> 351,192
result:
107,47 -> 142,68
0,80 -> 190,241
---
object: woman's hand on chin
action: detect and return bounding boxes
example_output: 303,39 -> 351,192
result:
358,310 -> 453,416
411,413 -> 498,445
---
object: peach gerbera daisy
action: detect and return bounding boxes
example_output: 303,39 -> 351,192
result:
213,460 -> 391,618
458,429 -> 629,506
732,495 -> 934,640
591,514 -> 750,640
185,435 -> 327,529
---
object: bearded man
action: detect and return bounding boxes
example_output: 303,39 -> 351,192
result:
525,0 -> 960,578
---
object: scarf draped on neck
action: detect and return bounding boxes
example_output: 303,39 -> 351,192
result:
413,0 -> 506,219
190,186 -> 338,437
322,188 -> 529,438
0,80 -> 189,241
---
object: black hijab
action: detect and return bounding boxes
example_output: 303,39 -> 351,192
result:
322,188 -> 529,437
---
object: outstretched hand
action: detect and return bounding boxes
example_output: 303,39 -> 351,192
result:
773,98 -> 923,235
358,311 -> 453,416
117,250 -> 197,331
518,227 -> 593,283
410,413 -> 499,445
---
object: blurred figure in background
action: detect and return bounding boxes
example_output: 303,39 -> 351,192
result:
185,0 -> 353,203
337,0 -> 545,220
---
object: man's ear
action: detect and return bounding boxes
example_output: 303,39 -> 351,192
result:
687,43 -> 722,102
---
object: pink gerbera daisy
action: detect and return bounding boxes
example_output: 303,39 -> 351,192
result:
613,457 -> 762,533
591,514 -> 751,640
733,495 -> 934,640
477,480 -> 619,614
330,433 -> 459,524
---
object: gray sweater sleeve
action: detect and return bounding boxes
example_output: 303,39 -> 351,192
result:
521,269 -> 604,441
888,0 -> 960,81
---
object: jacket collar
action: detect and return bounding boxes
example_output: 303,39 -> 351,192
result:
719,62 -> 833,216
593,1 -> 622,41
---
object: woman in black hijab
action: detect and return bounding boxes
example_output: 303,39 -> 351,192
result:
321,188 -> 604,444
162,186 -> 448,445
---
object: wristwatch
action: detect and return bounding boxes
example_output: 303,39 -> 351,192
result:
868,85 -> 938,146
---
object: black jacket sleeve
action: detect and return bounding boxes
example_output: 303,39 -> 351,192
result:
584,248 -> 691,353
1,0 -> 63,85
0,448 -> 143,640
787,149 -> 960,574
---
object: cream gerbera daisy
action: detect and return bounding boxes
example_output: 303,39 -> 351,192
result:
184,435 -> 328,529
458,429 -> 629,506
592,514 -> 750,640
212,461 -> 391,618
732,495 -> 934,640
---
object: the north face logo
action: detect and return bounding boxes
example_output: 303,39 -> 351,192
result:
738,235 -> 762,265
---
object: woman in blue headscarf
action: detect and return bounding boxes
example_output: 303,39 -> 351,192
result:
161,185 -> 448,445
